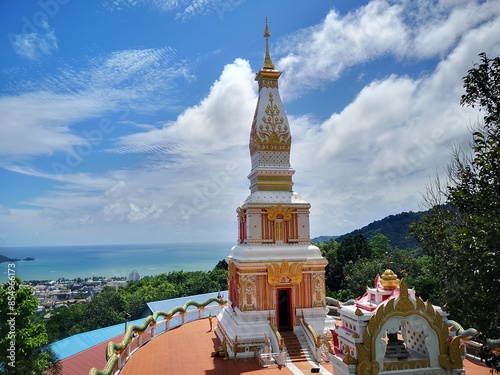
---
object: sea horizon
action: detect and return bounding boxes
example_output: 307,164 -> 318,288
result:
0,242 -> 234,283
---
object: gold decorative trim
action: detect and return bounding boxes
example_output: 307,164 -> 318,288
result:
343,353 -> 358,365
256,180 -> 293,188
265,203 -> 293,221
383,359 -> 430,371
267,260 -> 303,285
228,260 -> 236,280
355,279 -> 464,375
237,206 -> 245,222
259,78 -> 279,89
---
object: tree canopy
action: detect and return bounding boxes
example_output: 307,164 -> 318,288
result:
44,267 -> 228,343
411,52 -> 500,339
0,276 -> 60,374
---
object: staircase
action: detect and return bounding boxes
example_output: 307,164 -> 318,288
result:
281,330 -> 312,363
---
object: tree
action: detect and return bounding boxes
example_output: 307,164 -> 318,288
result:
338,234 -> 371,264
369,233 -> 392,258
411,53 -> 500,339
343,258 -> 383,298
83,288 -> 125,329
45,303 -> 87,342
0,276 -> 60,374
321,240 -> 343,294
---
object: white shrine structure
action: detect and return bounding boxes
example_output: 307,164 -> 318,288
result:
215,21 -> 329,359
329,270 -> 465,375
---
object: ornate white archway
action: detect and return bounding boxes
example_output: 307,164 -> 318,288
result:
356,279 -> 463,375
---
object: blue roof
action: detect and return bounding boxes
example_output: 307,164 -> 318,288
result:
49,317 -> 144,360
50,290 -> 227,360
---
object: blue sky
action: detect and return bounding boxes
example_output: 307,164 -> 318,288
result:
0,0 -> 499,247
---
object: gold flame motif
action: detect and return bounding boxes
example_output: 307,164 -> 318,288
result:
265,203 -> 293,221
266,260 -> 303,285
250,92 -> 291,154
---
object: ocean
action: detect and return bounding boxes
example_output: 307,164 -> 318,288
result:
0,242 -> 233,282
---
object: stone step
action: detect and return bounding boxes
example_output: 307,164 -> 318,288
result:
280,331 -> 311,363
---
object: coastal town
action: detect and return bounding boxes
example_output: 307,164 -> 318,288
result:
22,272 -> 139,313
1,253 -> 143,312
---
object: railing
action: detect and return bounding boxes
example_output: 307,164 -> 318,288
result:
268,320 -> 283,352
268,320 -> 287,366
254,349 -> 288,368
301,318 -> 319,361
300,317 -> 330,362
88,297 -> 226,375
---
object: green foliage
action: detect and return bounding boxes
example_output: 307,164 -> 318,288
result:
45,303 -> 87,343
335,211 -> 425,249
45,266 -> 228,343
338,234 -> 371,263
317,232 -> 438,304
411,53 -> 500,338
0,277 -> 60,374
369,233 -> 392,258
84,288 -> 126,330
214,259 -> 229,270
344,258 -> 383,298
319,240 -> 342,293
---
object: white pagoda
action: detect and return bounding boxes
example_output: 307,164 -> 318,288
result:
215,20 -> 329,359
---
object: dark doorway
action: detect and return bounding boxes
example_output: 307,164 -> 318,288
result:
277,289 -> 292,331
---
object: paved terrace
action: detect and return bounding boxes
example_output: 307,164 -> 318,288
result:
115,317 -> 490,375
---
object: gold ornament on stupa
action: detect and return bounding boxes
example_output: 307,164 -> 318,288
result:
380,269 -> 400,290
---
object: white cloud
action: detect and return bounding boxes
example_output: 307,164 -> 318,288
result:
289,13 -> 500,235
2,0 -> 500,246
276,0 -> 500,99
9,18 -> 58,60
104,0 -> 242,21
277,1 -> 409,98
0,92 -> 105,159
411,0 -> 500,57
0,205 -> 11,216
109,58 -> 255,156
0,56 -> 256,236
0,47 -> 192,162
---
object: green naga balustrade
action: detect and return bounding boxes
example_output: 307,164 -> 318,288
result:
88,297 -> 226,375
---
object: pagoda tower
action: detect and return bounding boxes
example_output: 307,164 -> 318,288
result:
216,20 -> 329,359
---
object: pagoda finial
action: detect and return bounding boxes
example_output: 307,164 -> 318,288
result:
263,18 -> 275,70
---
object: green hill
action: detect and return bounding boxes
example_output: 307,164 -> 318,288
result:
313,210 -> 426,249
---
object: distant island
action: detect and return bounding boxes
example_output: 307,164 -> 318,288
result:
0,254 -> 36,263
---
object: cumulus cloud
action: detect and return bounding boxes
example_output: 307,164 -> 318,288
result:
2,0 -> 500,245
289,14 -> 500,235
108,58 -> 255,157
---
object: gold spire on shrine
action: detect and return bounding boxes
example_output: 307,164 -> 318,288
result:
263,18 -> 275,70
248,19 -> 293,193
255,19 -> 282,90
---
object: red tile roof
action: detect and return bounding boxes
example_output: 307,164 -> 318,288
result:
59,334 -> 122,375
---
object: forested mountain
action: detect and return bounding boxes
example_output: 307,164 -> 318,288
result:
313,210 -> 426,249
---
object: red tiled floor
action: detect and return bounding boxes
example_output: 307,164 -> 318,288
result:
60,334 -> 123,375
119,318 -> 300,375
99,318 -> 490,375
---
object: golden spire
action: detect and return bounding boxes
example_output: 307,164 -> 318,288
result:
263,18 -> 275,70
